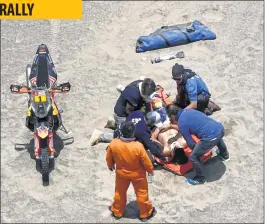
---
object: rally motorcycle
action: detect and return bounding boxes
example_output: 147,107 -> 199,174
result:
10,44 -> 71,186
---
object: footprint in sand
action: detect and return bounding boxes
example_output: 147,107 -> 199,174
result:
240,45 -> 262,61
202,7 -> 223,22
15,32 -> 24,43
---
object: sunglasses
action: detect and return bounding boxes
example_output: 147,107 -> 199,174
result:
172,77 -> 182,81
172,74 -> 183,81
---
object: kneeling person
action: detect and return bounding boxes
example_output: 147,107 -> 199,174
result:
166,104 -> 229,185
114,110 -> 167,161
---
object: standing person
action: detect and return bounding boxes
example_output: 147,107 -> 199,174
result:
106,121 -> 157,222
162,104 -> 229,185
171,63 -> 220,115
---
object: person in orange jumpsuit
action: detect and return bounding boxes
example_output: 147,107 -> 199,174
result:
106,121 -> 157,222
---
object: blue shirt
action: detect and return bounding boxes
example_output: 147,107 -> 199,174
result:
124,110 -> 166,160
185,73 -> 209,102
177,109 -> 224,148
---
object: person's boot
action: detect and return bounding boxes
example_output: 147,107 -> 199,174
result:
89,129 -> 103,146
108,206 -> 122,220
104,116 -> 116,130
89,130 -> 113,146
186,176 -> 207,185
216,148 -> 230,161
139,207 -> 157,222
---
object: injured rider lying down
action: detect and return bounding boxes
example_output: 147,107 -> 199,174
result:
146,111 -> 188,163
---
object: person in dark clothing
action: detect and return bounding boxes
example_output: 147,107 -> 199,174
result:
171,63 -> 219,115
164,104 -> 229,185
89,78 -> 157,146
114,110 -> 167,162
114,78 -> 156,124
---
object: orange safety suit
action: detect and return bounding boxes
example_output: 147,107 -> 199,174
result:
106,138 -> 154,219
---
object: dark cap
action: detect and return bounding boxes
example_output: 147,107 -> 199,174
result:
120,121 -> 135,138
166,104 -> 181,118
172,63 -> 184,79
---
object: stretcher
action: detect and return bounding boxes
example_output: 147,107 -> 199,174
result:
154,135 -> 213,175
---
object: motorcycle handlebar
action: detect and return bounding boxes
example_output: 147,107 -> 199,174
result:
10,82 -> 71,94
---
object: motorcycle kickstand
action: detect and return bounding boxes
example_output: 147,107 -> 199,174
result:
60,123 -> 71,134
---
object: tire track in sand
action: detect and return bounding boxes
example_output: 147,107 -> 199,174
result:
49,20 -> 61,65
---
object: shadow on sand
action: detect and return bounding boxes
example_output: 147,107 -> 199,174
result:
14,132 -> 74,161
122,201 -> 140,219
109,156 -> 227,221
183,155 -> 227,182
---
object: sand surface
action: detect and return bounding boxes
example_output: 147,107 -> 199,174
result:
1,1 -> 263,223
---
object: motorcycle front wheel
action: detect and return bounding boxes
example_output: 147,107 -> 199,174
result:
40,148 -> 50,186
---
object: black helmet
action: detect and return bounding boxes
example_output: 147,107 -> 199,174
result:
120,121 -> 135,138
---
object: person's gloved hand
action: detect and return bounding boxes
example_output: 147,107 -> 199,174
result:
149,171 -> 154,176
109,166 -> 115,171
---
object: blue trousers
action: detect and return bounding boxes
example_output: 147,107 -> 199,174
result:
189,130 -> 228,180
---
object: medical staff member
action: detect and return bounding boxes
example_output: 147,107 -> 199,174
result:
171,63 -> 211,114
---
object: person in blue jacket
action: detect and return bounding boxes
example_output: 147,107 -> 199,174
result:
171,63 -> 214,115
114,110 -> 167,162
163,104 -> 229,185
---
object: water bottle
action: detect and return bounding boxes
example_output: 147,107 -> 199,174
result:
151,51 -> 185,64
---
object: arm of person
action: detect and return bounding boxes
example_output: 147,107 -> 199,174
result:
142,131 -> 167,161
185,80 -> 198,110
185,101 -> 197,109
125,102 -> 136,115
106,145 -> 115,171
178,124 -> 195,149
139,145 -> 154,175
124,87 -> 142,115
151,127 -> 160,140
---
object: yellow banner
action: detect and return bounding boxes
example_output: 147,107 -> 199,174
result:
0,0 -> 82,19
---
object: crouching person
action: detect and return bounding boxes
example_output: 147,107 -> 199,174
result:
165,104 -> 230,185
106,121 -> 157,222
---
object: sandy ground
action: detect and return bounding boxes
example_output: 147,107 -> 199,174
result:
1,1 -> 263,223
